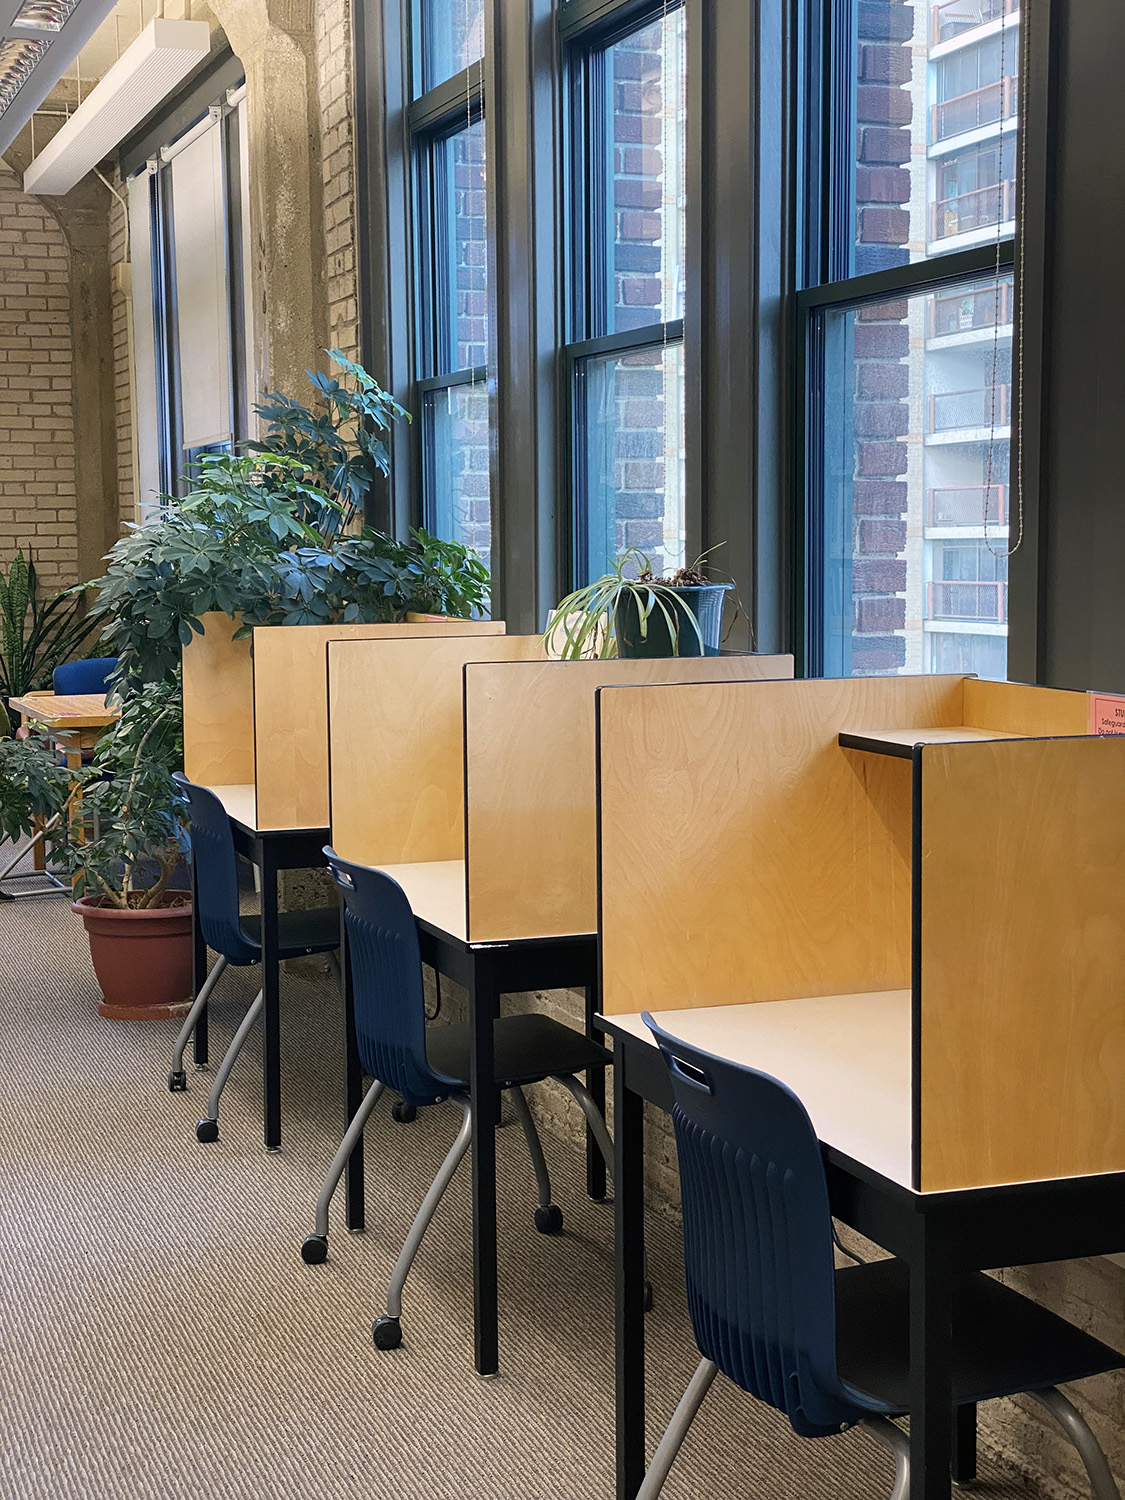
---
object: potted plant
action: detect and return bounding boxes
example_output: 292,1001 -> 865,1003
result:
46,680 -> 194,1020
0,551 -> 99,730
543,548 -> 733,660
89,353 -> 490,684
0,724 -> 74,891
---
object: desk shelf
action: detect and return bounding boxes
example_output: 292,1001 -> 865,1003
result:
838,725 -> 1011,758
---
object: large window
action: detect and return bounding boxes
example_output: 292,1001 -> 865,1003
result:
409,3 -> 490,573
128,85 -> 251,516
803,0 -> 1019,678
564,2 -> 687,585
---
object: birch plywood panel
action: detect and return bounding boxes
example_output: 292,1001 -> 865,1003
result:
597,674 -> 966,1016
464,654 -> 794,943
918,734 -> 1125,1191
963,678 -> 1090,738
327,634 -> 547,866
252,620 -> 503,831
181,613 -> 254,787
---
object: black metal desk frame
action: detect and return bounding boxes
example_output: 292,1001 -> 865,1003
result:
341,914 -> 602,1375
606,1018 -> 1125,1500
190,814 -> 330,1152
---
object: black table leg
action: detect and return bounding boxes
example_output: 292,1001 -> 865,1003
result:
910,1231 -> 955,1500
469,949 -> 500,1375
260,839 -> 282,1152
341,918 -> 365,1231
191,854 -> 208,1067
615,1056 -> 646,1500
584,983 -> 607,1201
952,1403 -> 977,1483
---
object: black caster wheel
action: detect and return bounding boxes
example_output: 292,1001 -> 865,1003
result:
534,1203 -> 564,1235
195,1118 -> 219,1143
643,1280 -> 654,1314
391,1102 -> 417,1124
372,1316 -> 402,1351
301,1235 -> 328,1265
168,1070 -> 187,1092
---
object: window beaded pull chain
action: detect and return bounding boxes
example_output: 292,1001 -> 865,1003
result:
983,0 -> 1029,560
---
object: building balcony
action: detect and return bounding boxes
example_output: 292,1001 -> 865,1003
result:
927,579 -> 1008,624
931,77 -> 1017,146
932,0 -> 1019,47
926,485 -> 1007,528
931,179 -> 1015,242
928,282 -> 1012,338
928,383 -> 1011,434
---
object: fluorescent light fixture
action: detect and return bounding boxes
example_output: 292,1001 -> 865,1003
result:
23,17 -> 209,196
12,0 -> 79,34
0,35 -> 46,109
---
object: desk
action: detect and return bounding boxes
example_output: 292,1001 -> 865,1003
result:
341,859 -> 600,1376
7,693 -> 119,876
193,783 -> 329,1152
603,1004 -> 1125,1500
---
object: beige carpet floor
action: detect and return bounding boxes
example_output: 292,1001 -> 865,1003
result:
0,871 -> 1042,1498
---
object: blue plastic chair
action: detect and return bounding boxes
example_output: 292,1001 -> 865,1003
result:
169,774 -> 342,1144
53,657 -> 118,696
638,1015 -> 1124,1500
304,850 -> 615,1352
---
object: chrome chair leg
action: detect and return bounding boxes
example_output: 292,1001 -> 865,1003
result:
168,955 -> 229,1090
195,987 -> 264,1143
508,1085 -> 560,1231
300,1080 -> 387,1263
636,1357 -> 719,1500
1029,1388 -> 1122,1500
861,1414 -> 910,1500
554,1072 -> 615,1177
373,1094 -> 473,1351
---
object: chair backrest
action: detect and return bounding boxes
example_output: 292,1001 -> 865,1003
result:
53,657 -> 118,696
644,1014 -> 866,1438
324,850 -> 461,1106
172,773 -> 259,966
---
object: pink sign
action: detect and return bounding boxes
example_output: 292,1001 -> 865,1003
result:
1088,693 -> 1125,735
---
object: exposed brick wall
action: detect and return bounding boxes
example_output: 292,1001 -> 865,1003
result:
107,182 -> 133,529
0,168 -> 79,592
316,0 -> 360,363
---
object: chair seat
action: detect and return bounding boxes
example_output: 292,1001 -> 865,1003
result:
835,1257 -> 1124,1414
426,1012 -> 612,1090
238,906 -> 340,960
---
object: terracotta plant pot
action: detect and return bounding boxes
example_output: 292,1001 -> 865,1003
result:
72,893 -> 194,1020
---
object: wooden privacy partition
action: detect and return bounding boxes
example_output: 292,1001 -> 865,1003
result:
182,614 -> 503,830
327,634 -> 548,867
596,671 -> 1124,1193
462,654 -> 795,943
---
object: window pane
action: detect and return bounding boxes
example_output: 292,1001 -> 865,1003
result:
423,382 -> 491,577
576,340 -> 685,582
850,0 -> 1018,273
814,274 -> 1012,677
423,117 -> 487,377
419,0 -> 484,93
599,8 -> 686,334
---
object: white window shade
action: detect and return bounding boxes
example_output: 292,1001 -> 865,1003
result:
236,93 -> 258,434
169,119 -> 232,451
127,168 -> 161,517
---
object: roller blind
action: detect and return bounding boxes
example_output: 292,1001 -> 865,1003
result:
127,168 -> 161,516
169,119 -> 232,450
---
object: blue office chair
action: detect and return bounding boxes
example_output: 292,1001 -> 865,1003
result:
169,774 -> 342,1144
53,657 -> 118,696
303,850 -> 616,1352
638,1015 -> 1124,1500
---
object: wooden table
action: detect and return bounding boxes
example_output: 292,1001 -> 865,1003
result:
7,693 -> 118,874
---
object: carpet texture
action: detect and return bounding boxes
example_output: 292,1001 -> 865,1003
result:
0,876 -> 1041,1498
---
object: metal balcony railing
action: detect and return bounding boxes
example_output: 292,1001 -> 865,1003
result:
928,282 -> 1012,336
926,485 -> 1008,527
929,384 -> 1011,432
932,0 -> 1018,46
927,579 -> 1008,623
931,178 -> 1015,240
932,76 -> 1017,143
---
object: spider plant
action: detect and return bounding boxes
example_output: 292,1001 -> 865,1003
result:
543,548 -> 726,660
